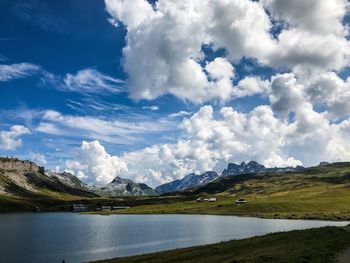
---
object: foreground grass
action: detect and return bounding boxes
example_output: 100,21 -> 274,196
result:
91,226 -> 350,263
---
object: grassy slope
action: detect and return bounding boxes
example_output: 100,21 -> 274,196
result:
97,164 -> 350,220
0,168 -> 98,212
2,162 -> 350,218
92,226 -> 350,263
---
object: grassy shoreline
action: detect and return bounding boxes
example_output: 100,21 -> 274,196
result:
86,165 -> 350,221
90,226 -> 350,263
86,194 -> 350,221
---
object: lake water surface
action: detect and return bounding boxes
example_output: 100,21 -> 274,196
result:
0,213 -> 348,263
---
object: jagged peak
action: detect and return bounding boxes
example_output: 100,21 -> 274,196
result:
110,176 -> 131,184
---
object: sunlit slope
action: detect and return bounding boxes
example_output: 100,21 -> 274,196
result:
117,163 -> 350,220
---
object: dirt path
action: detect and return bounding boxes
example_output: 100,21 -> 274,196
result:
338,248 -> 350,263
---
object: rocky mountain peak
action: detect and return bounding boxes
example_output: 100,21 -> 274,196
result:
155,170 -> 219,194
222,161 -> 304,177
91,176 -> 158,197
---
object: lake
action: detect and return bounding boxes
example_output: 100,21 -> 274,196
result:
0,213 -> 348,263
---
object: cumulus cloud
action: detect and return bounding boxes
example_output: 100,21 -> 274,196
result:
66,140 -> 127,185
105,0 -> 269,102
232,76 -> 270,98
66,104 -> 300,187
305,72 -> 350,120
0,125 -> 30,150
66,70 -> 350,187
262,0 -> 348,35
105,0 -> 350,101
269,29 -> 350,76
63,1 -> 350,186
0,63 -> 41,81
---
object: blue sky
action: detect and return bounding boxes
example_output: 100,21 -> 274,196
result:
1,0 -> 350,187
0,1 -> 269,165
0,1 -> 189,160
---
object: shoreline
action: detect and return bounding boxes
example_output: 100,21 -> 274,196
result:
1,210 -> 350,223
89,226 -> 350,263
84,210 -> 350,222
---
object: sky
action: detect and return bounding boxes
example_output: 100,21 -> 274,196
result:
1,0 -> 350,187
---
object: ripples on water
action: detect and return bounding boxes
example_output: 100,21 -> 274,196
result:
0,213 -> 347,263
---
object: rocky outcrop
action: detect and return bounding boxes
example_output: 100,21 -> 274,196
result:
0,157 -> 44,173
0,157 -> 96,198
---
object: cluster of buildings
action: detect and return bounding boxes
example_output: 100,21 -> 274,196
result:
95,205 -> 130,212
71,204 -> 130,212
196,197 -> 217,202
195,197 -> 247,204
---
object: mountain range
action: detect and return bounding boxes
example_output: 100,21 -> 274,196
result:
0,157 -> 157,199
155,161 -> 304,194
0,157 -> 305,200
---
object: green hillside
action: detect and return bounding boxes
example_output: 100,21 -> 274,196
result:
110,163 -> 350,220
0,160 -> 98,212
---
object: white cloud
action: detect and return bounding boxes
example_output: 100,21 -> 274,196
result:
0,125 -> 30,150
169,111 -> 192,118
142,106 -> 160,111
29,152 -> 47,166
66,70 -> 350,187
56,0 -> 350,187
269,73 -> 305,119
105,0 -> 350,101
0,63 -> 41,81
63,69 -> 124,94
66,140 -> 128,185
232,76 -> 270,98
269,29 -> 350,76
262,0 -> 348,35
41,68 -> 124,94
36,110 -> 176,144
105,0 -> 155,29
206,57 -> 234,80
105,0 -> 266,103
305,72 -> 350,120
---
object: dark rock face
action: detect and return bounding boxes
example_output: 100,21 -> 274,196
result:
155,171 -> 219,194
221,161 -> 304,177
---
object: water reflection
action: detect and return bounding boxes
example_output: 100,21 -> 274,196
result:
0,213 -> 347,263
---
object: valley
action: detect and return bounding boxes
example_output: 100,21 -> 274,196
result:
2,157 -> 350,221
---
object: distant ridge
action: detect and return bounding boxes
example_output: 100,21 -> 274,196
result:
156,161 -> 304,194
89,176 -> 159,197
0,157 -> 159,198
155,171 -> 219,194
221,161 -> 304,177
